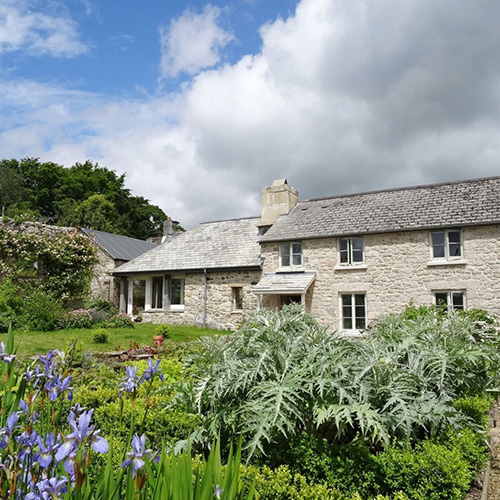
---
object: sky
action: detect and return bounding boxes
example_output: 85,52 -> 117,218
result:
1,0 -> 500,228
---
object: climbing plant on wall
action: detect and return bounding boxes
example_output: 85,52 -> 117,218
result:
0,223 -> 97,301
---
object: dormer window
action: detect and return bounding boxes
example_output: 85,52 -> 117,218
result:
339,237 -> 364,266
431,230 -> 462,261
279,241 -> 302,269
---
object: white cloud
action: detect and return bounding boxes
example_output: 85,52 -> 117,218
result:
159,5 -> 234,78
2,0 -> 500,228
0,0 -> 88,57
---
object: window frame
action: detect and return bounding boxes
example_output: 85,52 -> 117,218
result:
340,293 -> 367,333
169,277 -> 185,310
279,241 -> 303,269
151,276 -> 164,310
434,290 -> 466,311
338,236 -> 365,267
232,286 -> 243,311
430,229 -> 463,262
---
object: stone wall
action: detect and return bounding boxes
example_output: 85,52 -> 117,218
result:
142,269 -> 261,330
261,224 -> 500,329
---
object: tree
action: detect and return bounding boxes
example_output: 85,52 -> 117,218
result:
74,194 -> 120,233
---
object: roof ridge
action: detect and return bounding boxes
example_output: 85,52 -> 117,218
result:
198,215 -> 260,225
299,174 -> 500,204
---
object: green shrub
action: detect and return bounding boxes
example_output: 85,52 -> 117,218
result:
0,277 -> 24,332
65,337 -> 84,367
93,399 -> 201,447
20,288 -> 65,331
92,329 -> 109,344
375,440 -> 473,500
453,395 -> 491,429
103,312 -> 135,329
239,464 -> 345,500
155,324 -> 171,339
61,308 -> 94,329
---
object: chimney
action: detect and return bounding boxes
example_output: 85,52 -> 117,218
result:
261,179 -> 298,226
162,217 -> 174,243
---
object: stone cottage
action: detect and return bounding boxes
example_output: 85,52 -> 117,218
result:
81,228 -> 156,304
114,176 -> 500,332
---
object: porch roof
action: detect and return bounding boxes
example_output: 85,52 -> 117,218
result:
252,272 -> 316,295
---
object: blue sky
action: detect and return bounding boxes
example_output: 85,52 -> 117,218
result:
2,0 -> 500,228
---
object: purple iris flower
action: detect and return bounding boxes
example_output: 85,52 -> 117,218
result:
46,374 -> 73,402
118,365 -> 140,396
0,342 -> 15,363
0,412 -> 19,448
36,432 -> 60,468
55,409 -> 108,463
121,434 -> 156,477
17,429 -> 39,464
141,358 -> 164,383
214,485 -> 224,498
25,476 -> 68,500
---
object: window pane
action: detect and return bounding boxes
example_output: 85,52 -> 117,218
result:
432,232 -> 445,259
351,238 -> 363,251
448,231 -> 461,244
340,239 -> 348,251
452,292 -> 464,310
152,277 -> 163,309
342,295 -> 352,307
432,232 -> 445,245
340,249 -> 349,264
355,316 -> 366,330
233,287 -> 243,309
449,243 -> 461,257
280,243 -> 290,266
343,317 -> 353,329
435,293 -> 448,307
352,249 -> 363,263
354,294 -> 365,306
171,279 -> 184,305
292,242 -> 302,254
292,253 -> 302,266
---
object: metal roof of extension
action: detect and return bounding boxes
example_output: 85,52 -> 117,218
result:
81,228 -> 157,261
260,175 -> 500,242
252,272 -> 316,294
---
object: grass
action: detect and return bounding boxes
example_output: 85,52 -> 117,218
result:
7,323 -> 227,355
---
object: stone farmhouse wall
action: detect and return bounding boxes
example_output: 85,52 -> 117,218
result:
260,224 -> 500,330
142,269 -> 261,330
89,247 -> 124,305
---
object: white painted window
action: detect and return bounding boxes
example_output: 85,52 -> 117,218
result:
339,237 -> 364,266
431,230 -> 462,261
434,291 -> 465,311
341,293 -> 366,331
279,241 -> 302,269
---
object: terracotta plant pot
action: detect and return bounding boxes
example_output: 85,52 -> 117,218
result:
153,335 -> 164,347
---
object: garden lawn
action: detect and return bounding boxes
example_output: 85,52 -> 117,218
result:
8,323 -> 227,355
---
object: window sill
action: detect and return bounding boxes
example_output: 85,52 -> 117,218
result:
276,267 -> 305,273
427,260 -> 467,267
334,264 -> 367,271
340,330 -> 364,337
144,308 -> 185,313
231,310 -> 243,314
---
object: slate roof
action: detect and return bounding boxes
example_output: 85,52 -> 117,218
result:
81,228 -> 157,261
260,176 -> 500,242
114,217 -> 262,274
252,272 -> 316,294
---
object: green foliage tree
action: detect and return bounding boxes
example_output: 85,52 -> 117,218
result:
0,157 -> 172,239
74,194 -> 120,233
